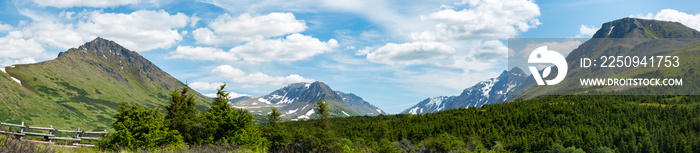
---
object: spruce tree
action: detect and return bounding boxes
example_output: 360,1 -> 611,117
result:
164,85 -> 202,144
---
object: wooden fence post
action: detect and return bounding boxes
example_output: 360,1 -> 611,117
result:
17,122 -> 25,140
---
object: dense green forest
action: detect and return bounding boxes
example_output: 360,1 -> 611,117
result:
88,84 -> 700,152
280,95 -> 700,152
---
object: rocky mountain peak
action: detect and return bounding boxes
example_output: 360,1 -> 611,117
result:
300,81 -> 342,103
592,18 -> 700,38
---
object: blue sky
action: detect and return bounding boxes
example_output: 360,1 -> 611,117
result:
1,0 -> 699,114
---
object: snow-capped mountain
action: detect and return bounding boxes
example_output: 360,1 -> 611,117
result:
336,91 -> 386,115
230,81 -> 386,120
401,67 -> 534,114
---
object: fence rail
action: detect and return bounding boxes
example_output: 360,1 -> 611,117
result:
0,121 -> 108,147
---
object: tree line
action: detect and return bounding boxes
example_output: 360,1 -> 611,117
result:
95,84 -> 700,152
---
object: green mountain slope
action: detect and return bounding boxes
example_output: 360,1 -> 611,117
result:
521,18 -> 700,98
0,37 -> 211,130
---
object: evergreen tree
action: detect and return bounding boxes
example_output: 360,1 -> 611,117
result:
315,100 -> 330,131
98,102 -> 183,151
203,84 -> 267,149
164,85 -> 203,144
313,99 -> 337,152
264,107 -> 290,151
268,107 -> 281,126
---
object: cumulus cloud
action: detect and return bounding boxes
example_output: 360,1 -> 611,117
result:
633,9 -> 700,31
0,23 -> 12,32
1,58 -> 38,67
576,25 -> 598,38
0,31 -> 49,59
189,82 -> 224,91
167,46 -> 235,60
411,0 -> 541,41
31,0 -> 139,8
476,40 -> 508,60
23,21 -> 88,49
230,34 -> 338,62
16,10 -> 190,51
193,12 -> 307,45
77,10 -> 189,51
169,34 -> 337,62
366,42 -> 455,65
212,65 -> 314,86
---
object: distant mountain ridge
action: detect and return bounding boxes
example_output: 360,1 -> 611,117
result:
230,81 -> 385,120
0,37 -> 211,130
335,91 -> 386,115
402,67 -> 534,114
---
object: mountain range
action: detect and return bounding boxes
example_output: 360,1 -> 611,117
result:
403,17 -> 700,114
401,67 -> 534,114
230,81 -> 386,120
0,38 -> 211,130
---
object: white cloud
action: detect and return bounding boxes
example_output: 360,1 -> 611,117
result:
212,65 -> 314,86
476,40 -> 508,60
16,10 -> 190,51
366,42 -> 455,65
1,58 -> 38,67
189,14 -> 201,28
193,12 -> 307,45
189,82 -> 224,91
230,34 -> 338,62
169,34 -> 337,62
167,46 -> 235,60
197,0 -> 318,14
411,0 -> 541,41
576,25 -> 598,38
0,31 -> 49,59
634,9 -> 700,31
0,23 -> 12,32
77,10 -> 189,51
23,21 -> 88,49
212,65 -> 247,78
354,46 -> 373,56
204,92 -> 250,99
32,0 -> 139,8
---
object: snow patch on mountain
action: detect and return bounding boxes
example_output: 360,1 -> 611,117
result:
480,78 -> 498,98
286,108 -> 298,114
10,76 -> 21,85
257,98 -> 271,104
296,109 -> 315,120
408,107 -> 421,114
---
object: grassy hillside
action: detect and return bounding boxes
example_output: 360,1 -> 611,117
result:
0,38 -> 211,130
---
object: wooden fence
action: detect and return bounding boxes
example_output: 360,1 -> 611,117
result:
0,121 -> 108,147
